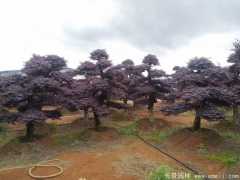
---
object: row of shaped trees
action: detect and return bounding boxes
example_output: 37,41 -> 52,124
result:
0,39 -> 239,141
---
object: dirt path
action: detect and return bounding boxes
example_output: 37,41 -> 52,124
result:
1,136 -> 225,180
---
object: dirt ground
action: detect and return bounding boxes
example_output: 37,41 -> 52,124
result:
0,103 -> 240,180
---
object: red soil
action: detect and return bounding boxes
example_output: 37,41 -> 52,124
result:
0,104 -> 239,180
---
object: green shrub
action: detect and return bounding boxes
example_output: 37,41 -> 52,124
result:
145,126 -> 181,142
149,164 -> 171,180
206,150 -> 239,166
0,123 -> 5,132
70,140 -> 81,147
219,131 -> 240,142
117,124 -> 139,135
198,143 -> 206,154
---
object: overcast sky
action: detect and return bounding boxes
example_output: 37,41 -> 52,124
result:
0,0 -> 240,73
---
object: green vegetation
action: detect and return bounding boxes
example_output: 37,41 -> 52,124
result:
198,143 -> 206,154
206,150 -> 239,166
117,122 -> 139,135
49,122 -> 59,131
109,109 -> 137,122
226,111 -> 233,120
149,164 -> 203,180
0,136 -> 20,148
183,110 -> 195,116
0,123 -> 5,132
70,140 -> 81,147
51,130 -> 85,147
144,126 -> 181,142
219,131 -> 240,142
149,164 -> 171,180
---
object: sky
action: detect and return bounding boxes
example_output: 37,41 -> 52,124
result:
0,0 -> 240,74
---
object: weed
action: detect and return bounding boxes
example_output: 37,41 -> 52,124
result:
228,156 -> 238,164
226,111 -> 233,119
145,126 -> 181,142
183,110 -> 195,116
70,140 -> 81,147
0,123 -> 5,132
49,122 -> 58,131
117,121 -> 139,135
110,109 -> 137,122
152,125 -> 158,135
205,150 -> 239,166
218,107 -> 227,112
4,136 -> 13,144
149,164 -> 171,180
219,131 -> 240,142
117,124 -> 139,135
50,130 -> 84,147
198,143 -> 206,154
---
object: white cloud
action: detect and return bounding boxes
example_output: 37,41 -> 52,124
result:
0,0 -> 239,73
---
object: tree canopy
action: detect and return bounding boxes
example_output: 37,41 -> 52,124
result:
131,54 -> 171,121
63,49 -> 128,131
0,54 -> 68,141
160,57 -> 232,131
226,39 -> 240,124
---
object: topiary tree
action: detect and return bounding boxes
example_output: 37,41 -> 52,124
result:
160,57 -> 232,132
66,49 -> 128,131
0,54 -> 69,141
121,59 -> 135,104
226,39 -> 240,124
131,54 -> 171,121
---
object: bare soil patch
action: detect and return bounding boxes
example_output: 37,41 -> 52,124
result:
0,104 -> 240,179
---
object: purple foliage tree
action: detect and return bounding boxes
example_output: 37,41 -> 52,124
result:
226,39 -> 240,124
160,57 -> 232,131
66,49 -> 128,131
0,54 -> 68,141
131,54 -> 171,121
121,59 -> 135,104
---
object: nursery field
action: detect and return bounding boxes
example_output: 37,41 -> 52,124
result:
0,102 -> 240,180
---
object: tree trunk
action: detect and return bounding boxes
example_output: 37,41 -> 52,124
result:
26,122 -> 34,142
233,105 -> 239,124
94,113 -> 100,131
123,99 -> 127,104
148,103 -> 154,122
84,108 -> 89,120
192,116 -> 201,132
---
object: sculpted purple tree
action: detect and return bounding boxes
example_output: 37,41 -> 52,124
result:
121,59 -> 135,104
0,54 -> 68,141
131,54 -> 171,121
227,39 -> 240,124
68,49 -> 128,131
160,57 -> 232,132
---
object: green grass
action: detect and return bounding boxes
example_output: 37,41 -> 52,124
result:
183,110 -> 195,116
205,150 -> 240,166
0,123 -> 5,132
225,111 -> 233,121
149,164 -> 202,180
117,122 -> 139,135
198,143 -> 206,154
144,126 -> 181,142
109,109 -> 137,122
70,140 -> 81,147
149,164 -> 171,180
50,130 -> 85,147
217,130 -> 240,143
0,135 -> 20,148
49,122 -> 59,131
